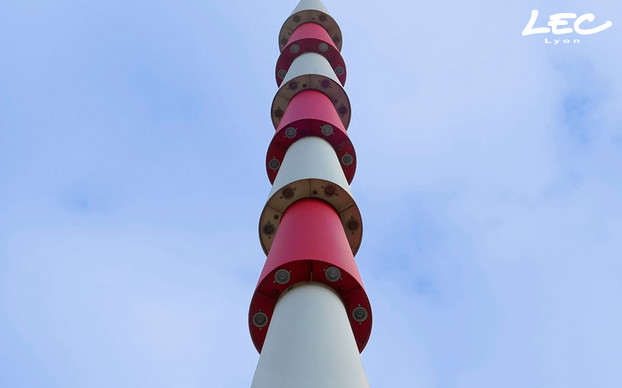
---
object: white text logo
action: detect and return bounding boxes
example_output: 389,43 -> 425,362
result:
522,10 -> 613,44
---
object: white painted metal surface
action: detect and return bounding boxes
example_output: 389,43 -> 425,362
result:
259,137 -> 362,255
251,282 -> 370,388
271,52 -> 351,129
269,137 -> 351,199
281,52 -> 340,87
291,0 -> 329,15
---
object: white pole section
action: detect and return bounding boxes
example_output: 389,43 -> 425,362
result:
251,282 -> 370,388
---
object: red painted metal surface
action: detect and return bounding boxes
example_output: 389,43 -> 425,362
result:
266,90 -> 356,184
249,199 -> 372,352
276,22 -> 346,86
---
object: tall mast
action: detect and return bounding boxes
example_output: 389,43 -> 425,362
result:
249,1 -> 372,386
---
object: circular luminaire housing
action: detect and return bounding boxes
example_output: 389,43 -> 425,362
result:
276,22 -> 346,86
278,0 -> 343,52
268,158 -> 281,171
274,269 -> 291,284
252,312 -> 269,328
284,126 -> 297,138
259,137 -> 362,256
352,306 -> 368,323
325,266 -> 341,282
271,53 -> 350,130
266,90 -> 356,184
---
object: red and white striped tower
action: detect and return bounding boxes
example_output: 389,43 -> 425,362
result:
249,1 -> 371,386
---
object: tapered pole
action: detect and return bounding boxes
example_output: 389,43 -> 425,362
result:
249,2 -> 372,386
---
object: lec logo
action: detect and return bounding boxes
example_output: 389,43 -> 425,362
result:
522,10 -> 613,36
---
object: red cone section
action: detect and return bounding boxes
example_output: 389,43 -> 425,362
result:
250,10 -> 371,354
249,199 -> 371,352
266,90 -> 356,184
276,22 -> 346,86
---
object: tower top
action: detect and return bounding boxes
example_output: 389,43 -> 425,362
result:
278,0 -> 343,52
292,0 -> 329,14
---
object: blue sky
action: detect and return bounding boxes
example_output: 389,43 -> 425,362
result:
1,0 -> 621,387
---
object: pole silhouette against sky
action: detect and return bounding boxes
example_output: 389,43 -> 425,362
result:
248,1 -> 372,387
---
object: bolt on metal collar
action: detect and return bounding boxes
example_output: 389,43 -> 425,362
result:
346,219 -> 359,231
262,223 -> 275,235
282,186 -> 294,198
